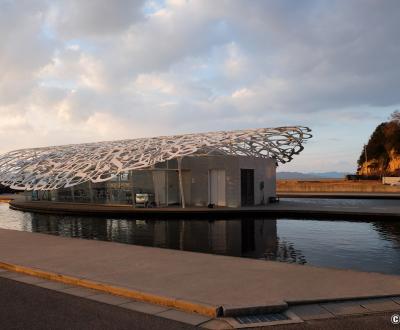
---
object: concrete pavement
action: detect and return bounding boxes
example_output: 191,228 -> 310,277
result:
1,228 -> 400,318
2,274 -> 398,329
0,276 -> 196,330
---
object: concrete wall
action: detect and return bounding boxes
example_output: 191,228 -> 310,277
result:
277,179 -> 400,193
237,156 -> 276,206
382,177 -> 400,185
183,155 -> 276,207
183,155 -> 237,207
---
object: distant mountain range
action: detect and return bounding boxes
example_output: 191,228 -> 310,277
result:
277,171 -> 350,179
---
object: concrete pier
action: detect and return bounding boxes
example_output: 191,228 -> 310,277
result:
1,228 -> 400,317
8,198 -> 400,219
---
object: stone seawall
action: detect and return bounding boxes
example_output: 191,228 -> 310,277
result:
277,179 -> 400,193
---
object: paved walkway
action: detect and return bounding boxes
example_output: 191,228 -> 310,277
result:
0,276 -> 194,330
2,274 -> 399,329
8,198 -> 400,219
1,228 -> 400,317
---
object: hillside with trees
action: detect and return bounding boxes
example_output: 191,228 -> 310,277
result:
357,111 -> 400,177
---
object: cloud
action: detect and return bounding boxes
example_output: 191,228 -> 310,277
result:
0,0 -> 54,107
48,0 -> 146,37
0,0 -> 399,171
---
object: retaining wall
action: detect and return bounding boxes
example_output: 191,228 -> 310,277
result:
277,179 -> 400,193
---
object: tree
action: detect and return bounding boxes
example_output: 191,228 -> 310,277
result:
357,115 -> 400,176
357,123 -> 387,166
389,110 -> 400,124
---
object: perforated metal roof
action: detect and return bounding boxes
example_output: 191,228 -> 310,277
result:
0,126 -> 311,190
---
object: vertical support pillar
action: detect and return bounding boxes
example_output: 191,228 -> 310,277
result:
71,186 -> 75,202
177,157 -> 185,209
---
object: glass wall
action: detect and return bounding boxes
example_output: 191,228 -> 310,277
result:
42,163 -> 183,207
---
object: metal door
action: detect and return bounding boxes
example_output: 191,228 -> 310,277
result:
209,169 -> 226,206
241,169 -> 254,206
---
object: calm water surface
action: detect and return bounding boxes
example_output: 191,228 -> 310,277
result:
0,199 -> 400,275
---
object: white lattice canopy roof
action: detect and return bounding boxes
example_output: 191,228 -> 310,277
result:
0,126 -> 311,190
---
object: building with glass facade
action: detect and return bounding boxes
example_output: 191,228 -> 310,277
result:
0,127 -> 311,208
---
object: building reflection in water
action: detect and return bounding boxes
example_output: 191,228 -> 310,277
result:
27,214 -> 307,264
372,221 -> 400,248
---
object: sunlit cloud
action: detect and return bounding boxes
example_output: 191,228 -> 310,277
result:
0,0 -> 399,172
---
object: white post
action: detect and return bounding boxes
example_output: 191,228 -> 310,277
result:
177,157 -> 185,208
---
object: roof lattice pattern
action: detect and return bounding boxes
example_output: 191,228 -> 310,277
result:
0,126 -> 311,190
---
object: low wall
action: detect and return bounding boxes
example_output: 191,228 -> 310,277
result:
382,177 -> 400,185
277,179 -> 400,193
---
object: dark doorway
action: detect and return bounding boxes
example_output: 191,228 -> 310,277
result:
241,169 -> 254,206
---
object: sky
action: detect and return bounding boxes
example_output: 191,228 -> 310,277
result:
1,0 -> 399,173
